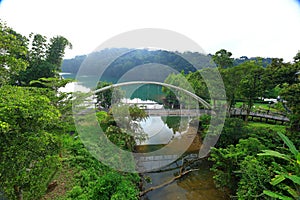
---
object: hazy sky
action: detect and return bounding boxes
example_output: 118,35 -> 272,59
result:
1,0 -> 300,61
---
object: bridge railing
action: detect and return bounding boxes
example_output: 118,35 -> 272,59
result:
143,108 -> 212,116
230,108 -> 287,117
230,108 -> 289,122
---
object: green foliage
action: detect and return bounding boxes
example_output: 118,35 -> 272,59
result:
246,123 -> 284,149
30,77 -> 73,91
211,128 -> 299,199
28,34 -> 47,64
0,21 -> 28,85
247,122 -> 286,133
0,21 -> 72,87
200,117 -> 248,148
105,125 -> 136,151
17,34 -> 72,86
63,135 -> 140,200
91,172 -> 138,200
0,86 -> 61,199
186,70 -> 209,102
237,62 -> 265,120
95,81 -> 124,110
210,137 -> 267,193
163,72 -> 195,108
215,118 -> 248,148
99,104 -> 148,150
280,83 -> 300,137
265,58 -> 299,88
198,114 -> 211,132
212,49 -> 234,68
0,21 -> 142,200
219,61 -> 259,110
258,132 -> 300,199
294,51 -> 300,63
209,121 -> 293,199
46,36 -> 72,69
96,111 -> 108,122
162,116 -> 181,133
163,71 -> 211,109
237,156 -> 272,199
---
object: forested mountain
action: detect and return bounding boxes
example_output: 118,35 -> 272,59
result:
62,48 -> 206,78
61,48 -> 273,77
61,55 -> 87,74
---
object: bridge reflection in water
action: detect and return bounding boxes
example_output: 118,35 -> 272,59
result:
135,117 -> 201,172
135,118 -> 229,200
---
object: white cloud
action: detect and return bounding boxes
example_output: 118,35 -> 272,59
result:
0,0 -> 299,61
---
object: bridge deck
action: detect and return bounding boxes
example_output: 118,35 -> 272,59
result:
144,109 -> 211,117
135,153 -> 198,172
143,108 -> 289,123
231,109 -> 289,123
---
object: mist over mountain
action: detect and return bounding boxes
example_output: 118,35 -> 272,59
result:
61,48 -> 272,81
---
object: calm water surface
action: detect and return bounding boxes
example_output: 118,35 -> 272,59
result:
61,73 -> 229,200
137,117 -> 229,200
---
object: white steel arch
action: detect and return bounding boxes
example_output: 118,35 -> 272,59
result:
93,81 -> 211,109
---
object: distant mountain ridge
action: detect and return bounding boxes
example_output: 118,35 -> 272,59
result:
61,48 -> 273,78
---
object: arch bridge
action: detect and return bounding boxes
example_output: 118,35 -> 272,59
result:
93,81 -> 289,122
93,81 -> 212,110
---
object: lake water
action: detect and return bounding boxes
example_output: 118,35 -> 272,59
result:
60,73 -> 164,102
137,116 -> 229,200
60,73 -> 228,199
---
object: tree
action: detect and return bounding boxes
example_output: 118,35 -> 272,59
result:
264,58 -> 299,88
28,33 -> 47,65
163,72 -> 198,109
293,51 -> 300,63
0,21 -> 28,85
95,81 -> 124,111
212,49 -> 234,68
17,34 -> 72,85
218,60 -> 259,112
162,73 -> 181,108
237,61 -> 265,121
46,36 -> 72,71
186,70 -> 209,102
99,104 -> 148,151
280,83 -> 300,143
29,77 -> 75,133
0,86 -> 61,200
219,65 -> 249,111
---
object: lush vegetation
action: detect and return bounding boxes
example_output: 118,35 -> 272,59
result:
0,21 -> 141,200
179,49 -> 299,199
0,20 -> 74,200
209,124 -> 299,199
205,50 -> 300,199
0,86 -> 61,199
56,134 -> 140,200
162,49 -> 299,121
1,19 -> 299,200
